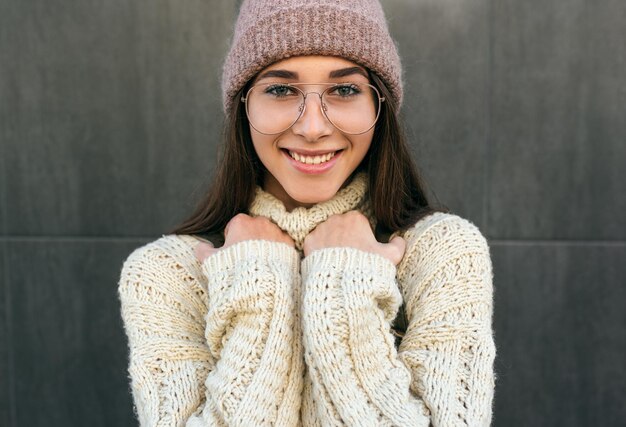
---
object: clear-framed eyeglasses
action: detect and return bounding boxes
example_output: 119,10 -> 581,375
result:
241,82 -> 385,135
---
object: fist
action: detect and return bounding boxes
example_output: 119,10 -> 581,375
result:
194,214 -> 294,262
303,211 -> 406,265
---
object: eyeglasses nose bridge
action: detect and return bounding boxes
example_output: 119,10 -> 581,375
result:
298,89 -> 328,119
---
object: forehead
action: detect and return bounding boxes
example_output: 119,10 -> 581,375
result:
255,55 -> 368,81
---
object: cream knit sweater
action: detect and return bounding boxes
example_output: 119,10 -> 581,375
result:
118,173 -> 497,426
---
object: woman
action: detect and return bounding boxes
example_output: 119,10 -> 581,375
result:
118,0 -> 497,425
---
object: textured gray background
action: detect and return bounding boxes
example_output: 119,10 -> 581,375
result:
1,0 -> 624,426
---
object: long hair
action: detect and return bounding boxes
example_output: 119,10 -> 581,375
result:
167,69 -> 449,241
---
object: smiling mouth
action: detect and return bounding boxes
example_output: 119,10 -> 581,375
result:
286,149 -> 341,165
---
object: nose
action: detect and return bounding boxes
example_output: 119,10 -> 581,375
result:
290,91 -> 334,141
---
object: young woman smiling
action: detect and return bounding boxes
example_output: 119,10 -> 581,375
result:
118,0 -> 497,425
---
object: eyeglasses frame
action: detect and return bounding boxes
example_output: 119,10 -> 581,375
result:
241,81 -> 386,135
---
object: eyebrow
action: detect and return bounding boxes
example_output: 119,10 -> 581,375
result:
329,67 -> 369,79
255,66 -> 369,81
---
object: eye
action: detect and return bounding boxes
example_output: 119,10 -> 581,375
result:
329,83 -> 362,98
264,84 -> 297,98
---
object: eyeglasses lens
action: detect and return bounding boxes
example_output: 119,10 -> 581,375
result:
245,83 -> 381,135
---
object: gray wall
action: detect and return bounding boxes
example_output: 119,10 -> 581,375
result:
1,0 -> 624,426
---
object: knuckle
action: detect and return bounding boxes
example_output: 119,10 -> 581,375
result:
230,213 -> 246,224
347,210 -> 365,221
326,214 -> 339,222
259,217 -> 274,226
353,213 -> 369,227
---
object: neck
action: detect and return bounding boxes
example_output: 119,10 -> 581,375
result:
249,172 -> 372,250
262,174 -> 314,212
261,170 -> 361,212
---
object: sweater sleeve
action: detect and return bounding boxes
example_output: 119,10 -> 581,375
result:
118,239 -> 214,426
187,239 -> 303,426
119,238 -> 303,427
300,214 -> 496,426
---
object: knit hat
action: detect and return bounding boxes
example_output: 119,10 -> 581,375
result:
221,0 -> 403,114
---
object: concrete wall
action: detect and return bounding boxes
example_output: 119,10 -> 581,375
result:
1,0 -> 624,425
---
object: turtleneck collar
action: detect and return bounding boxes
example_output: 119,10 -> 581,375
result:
248,172 -> 373,251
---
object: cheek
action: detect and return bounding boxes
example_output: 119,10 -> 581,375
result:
251,133 -> 277,163
352,133 -> 374,159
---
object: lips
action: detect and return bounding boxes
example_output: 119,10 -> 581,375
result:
281,148 -> 343,174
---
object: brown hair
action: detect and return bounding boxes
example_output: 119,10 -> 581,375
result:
167,71 -> 449,242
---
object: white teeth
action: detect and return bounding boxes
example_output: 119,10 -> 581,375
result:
288,150 -> 337,165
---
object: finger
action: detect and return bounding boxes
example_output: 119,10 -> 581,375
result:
387,236 -> 407,264
388,235 -> 406,249
224,215 -> 240,238
194,242 -> 217,262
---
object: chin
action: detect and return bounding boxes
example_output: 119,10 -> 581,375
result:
287,185 -> 339,206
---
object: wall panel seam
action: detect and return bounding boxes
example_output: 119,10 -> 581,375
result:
483,0 -> 495,237
3,241 -> 16,426
0,236 -> 624,246
490,240 -> 626,247
0,236 -> 157,242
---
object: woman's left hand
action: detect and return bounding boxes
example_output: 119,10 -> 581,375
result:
303,211 -> 406,266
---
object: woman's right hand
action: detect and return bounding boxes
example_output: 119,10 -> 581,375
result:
194,214 -> 294,262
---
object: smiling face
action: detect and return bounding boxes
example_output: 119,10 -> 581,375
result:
247,55 -> 376,211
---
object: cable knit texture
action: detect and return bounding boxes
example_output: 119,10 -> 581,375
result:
118,172 -> 497,426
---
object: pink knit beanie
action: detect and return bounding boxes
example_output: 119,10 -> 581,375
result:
221,0 -> 403,114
